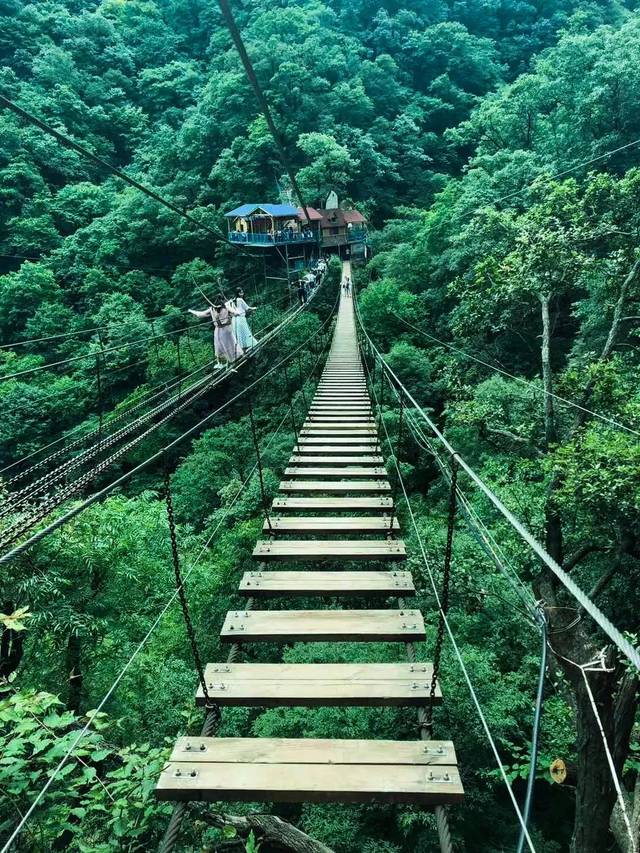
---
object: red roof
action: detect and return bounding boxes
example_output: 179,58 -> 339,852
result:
343,209 -> 366,224
297,206 -> 323,222
316,208 -> 367,228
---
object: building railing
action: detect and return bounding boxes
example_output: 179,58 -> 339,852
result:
321,229 -> 368,247
228,231 -> 318,245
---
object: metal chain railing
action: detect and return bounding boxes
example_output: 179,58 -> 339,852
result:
164,467 -> 219,721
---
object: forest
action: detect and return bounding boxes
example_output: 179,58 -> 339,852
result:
1,0 -> 639,851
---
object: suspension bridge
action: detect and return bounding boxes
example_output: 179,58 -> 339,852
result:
155,263 -> 464,816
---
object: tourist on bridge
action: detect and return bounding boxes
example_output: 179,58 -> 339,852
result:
227,288 -> 258,350
189,295 -> 243,368
297,279 -> 307,305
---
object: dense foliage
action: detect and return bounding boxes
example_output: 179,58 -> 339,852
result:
1,0 -> 639,851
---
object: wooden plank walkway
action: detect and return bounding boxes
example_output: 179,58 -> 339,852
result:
157,268 -> 463,810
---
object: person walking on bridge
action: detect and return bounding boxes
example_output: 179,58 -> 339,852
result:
189,295 -> 243,368
227,288 -> 258,351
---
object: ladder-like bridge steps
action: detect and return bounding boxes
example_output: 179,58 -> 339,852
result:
252,540 -> 406,561
157,281 -> 464,815
262,516 -> 399,532
157,737 -> 462,805
290,455 -> 384,464
278,481 -> 390,493
239,570 -> 413,596
196,663 -> 437,705
220,609 -> 425,643
284,467 -> 387,477
272,496 -> 394,510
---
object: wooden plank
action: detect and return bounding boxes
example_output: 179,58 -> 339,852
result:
220,608 -> 426,643
252,539 -> 406,560
239,570 -> 414,596
302,420 -> 378,435
300,424 -> 378,436
304,418 -> 375,424
297,437 -> 378,445
284,467 -> 387,477
272,497 -> 394,511
289,455 -> 384,464
157,757 -> 463,805
293,445 -> 381,454
169,737 -> 452,764
262,516 -> 399,532
278,481 -> 390,492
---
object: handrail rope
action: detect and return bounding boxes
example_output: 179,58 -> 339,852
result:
1,298 -> 309,486
0,306 -> 336,852
0,286 -> 338,564
0,290 -> 244,351
0,320 -> 212,383
356,307 -> 456,853
0,294 -> 323,544
353,292 -> 640,671
397,404 -> 538,615
0,302 -> 292,496
396,317 -> 639,438
362,349 -> 537,852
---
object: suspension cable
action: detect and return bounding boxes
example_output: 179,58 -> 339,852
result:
0,95 -> 227,243
353,292 -> 640,672
216,0 -> 313,224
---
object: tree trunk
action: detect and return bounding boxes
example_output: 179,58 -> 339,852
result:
201,811 -> 335,853
66,633 -> 82,713
570,674 -> 618,853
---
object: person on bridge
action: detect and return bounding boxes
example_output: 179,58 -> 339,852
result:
189,295 -> 243,367
227,288 -> 258,350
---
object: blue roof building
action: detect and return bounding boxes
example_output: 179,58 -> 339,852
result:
224,203 -> 319,248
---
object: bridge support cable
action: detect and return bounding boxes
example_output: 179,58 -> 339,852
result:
352,293 -> 640,673
216,0 -> 313,224
0,95 -> 228,244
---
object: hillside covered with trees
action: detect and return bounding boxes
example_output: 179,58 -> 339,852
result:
1,0 -> 639,851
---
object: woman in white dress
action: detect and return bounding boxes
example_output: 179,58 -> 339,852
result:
189,294 -> 243,366
227,288 -> 258,350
